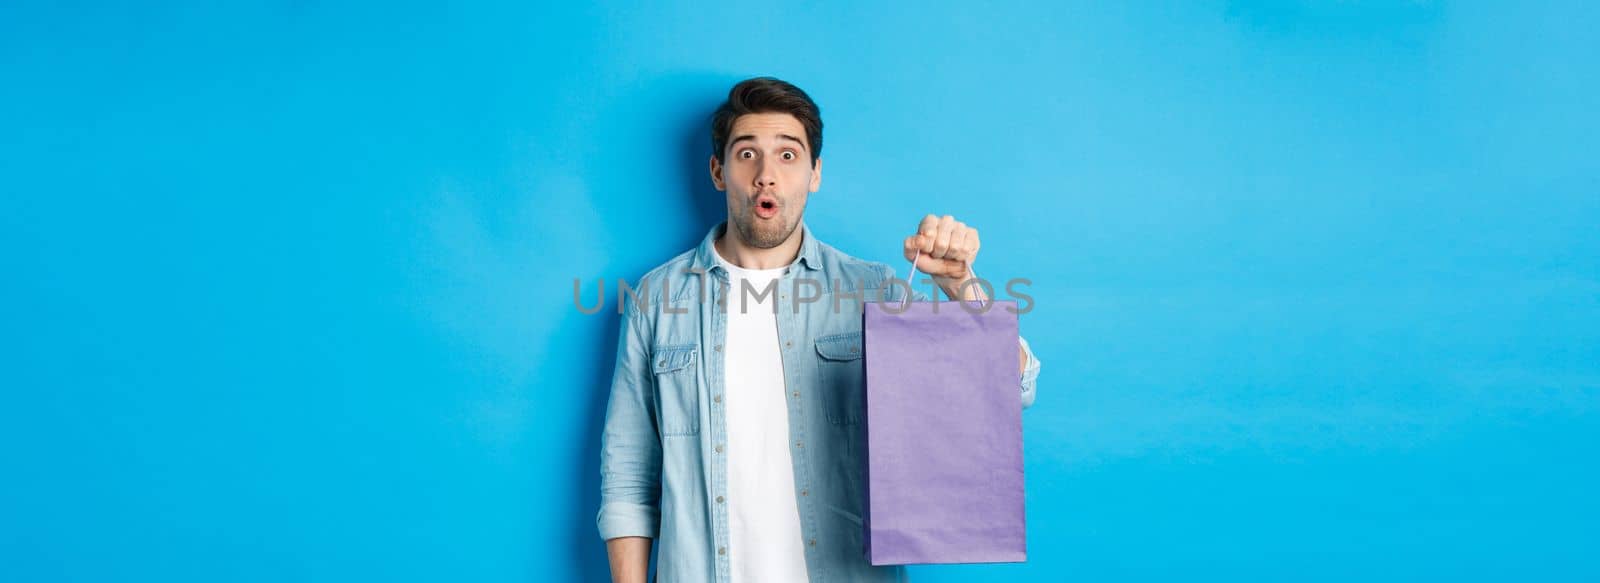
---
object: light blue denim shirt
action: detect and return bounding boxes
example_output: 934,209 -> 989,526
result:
597,222 -> 1041,582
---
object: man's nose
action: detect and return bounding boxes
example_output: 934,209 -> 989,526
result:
754,160 -> 778,188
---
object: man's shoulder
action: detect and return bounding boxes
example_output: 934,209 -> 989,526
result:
602,247 -> 698,327
625,247 -> 698,300
809,238 -> 899,292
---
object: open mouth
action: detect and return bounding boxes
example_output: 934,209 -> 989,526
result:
754,196 -> 779,219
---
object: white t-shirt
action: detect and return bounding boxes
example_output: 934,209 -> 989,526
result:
714,247 -> 811,583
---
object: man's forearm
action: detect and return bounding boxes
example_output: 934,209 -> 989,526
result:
932,270 -> 986,304
606,536 -> 651,583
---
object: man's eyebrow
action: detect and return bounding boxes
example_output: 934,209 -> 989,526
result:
727,134 -> 808,151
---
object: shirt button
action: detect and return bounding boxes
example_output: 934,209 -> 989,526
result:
718,547 -> 727,555
792,391 -> 800,398
808,539 -> 817,547
785,340 -> 793,348
715,344 -> 723,352
801,489 -> 809,497
715,444 -> 724,453
713,395 -> 723,404
716,496 -> 725,503
795,441 -> 804,449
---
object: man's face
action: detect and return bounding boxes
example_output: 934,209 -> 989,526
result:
710,112 -> 822,249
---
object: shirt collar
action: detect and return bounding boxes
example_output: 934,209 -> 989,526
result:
691,221 -> 822,275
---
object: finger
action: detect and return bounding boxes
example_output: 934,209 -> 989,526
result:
906,234 -> 937,266
932,215 -> 956,258
918,214 -> 939,238
945,226 -> 969,262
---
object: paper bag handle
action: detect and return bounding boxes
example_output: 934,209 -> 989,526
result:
903,248 -> 991,311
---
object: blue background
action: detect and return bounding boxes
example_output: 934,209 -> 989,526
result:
3,1 -> 1597,581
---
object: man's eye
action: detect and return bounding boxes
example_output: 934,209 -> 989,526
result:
739,149 -> 755,159
781,151 -> 796,161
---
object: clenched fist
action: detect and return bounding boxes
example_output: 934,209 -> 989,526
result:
902,214 -> 983,297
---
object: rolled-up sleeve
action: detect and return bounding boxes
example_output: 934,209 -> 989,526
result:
595,302 -> 663,541
1018,335 -> 1041,409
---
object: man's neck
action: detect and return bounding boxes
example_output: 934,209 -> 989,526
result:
714,222 -> 803,270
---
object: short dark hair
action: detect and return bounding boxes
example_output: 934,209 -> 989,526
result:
711,77 -> 822,166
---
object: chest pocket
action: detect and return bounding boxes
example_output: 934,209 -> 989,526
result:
814,333 -> 865,425
652,344 -> 700,437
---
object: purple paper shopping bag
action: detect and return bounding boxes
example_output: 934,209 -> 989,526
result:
861,294 -> 1027,565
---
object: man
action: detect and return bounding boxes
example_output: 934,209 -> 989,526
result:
598,77 -> 1042,583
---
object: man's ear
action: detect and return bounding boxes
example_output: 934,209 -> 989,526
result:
809,157 -> 823,192
709,155 -> 726,191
